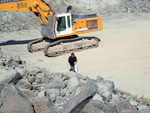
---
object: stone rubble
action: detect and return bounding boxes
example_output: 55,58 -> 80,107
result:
0,49 -> 150,113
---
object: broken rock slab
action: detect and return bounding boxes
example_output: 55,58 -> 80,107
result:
0,68 -> 21,84
61,80 -> 98,113
0,84 -> 34,113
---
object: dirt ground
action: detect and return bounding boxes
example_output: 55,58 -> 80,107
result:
0,13 -> 150,98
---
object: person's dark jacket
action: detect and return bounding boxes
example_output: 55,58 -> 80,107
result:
68,56 -> 77,66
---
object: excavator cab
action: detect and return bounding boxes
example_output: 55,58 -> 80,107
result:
55,13 -> 72,36
41,13 -> 72,39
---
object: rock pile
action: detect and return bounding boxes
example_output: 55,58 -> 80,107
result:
0,49 -> 150,113
49,0 -> 150,14
0,11 -> 39,32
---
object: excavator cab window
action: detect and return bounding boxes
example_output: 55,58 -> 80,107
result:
67,16 -> 71,28
57,16 -> 66,31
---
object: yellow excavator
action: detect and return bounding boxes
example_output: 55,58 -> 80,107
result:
0,0 -> 103,57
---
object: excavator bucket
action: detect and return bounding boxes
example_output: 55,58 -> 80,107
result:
41,15 -> 56,39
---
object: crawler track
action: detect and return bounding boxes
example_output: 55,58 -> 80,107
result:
27,37 -> 52,52
44,36 -> 100,57
27,36 -> 100,57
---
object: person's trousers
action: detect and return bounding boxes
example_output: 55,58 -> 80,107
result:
69,65 -> 75,72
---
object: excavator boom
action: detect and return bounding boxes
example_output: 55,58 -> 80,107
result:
0,0 -> 53,25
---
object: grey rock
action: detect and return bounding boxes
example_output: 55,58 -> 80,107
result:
60,87 -> 70,97
4,56 -> 21,67
31,96 -> 55,113
79,99 -> 103,113
63,72 -> 77,78
35,73 -> 43,83
97,80 -> 115,96
0,49 -> 3,58
137,105 -> 149,111
120,109 -> 140,113
101,91 -> 112,102
0,69 -> 21,84
43,73 -> 51,84
13,56 -> 21,64
93,94 -> 103,101
139,108 -> 150,113
103,80 -> 115,92
62,80 -> 98,113
91,100 -> 118,113
44,107 -> 61,113
16,67 -> 28,77
96,76 -> 104,82
32,82 -> 38,89
21,89 -> 37,99
31,96 -> 54,108
129,99 -> 138,106
79,79 -> 87,84
0,85 -> 34,113
45,81 -> 67,89
45,89 -> 60,97
111,94 -> 121,104
28,76 -> 36,83
116,100 -> 133,112
54,97 -> 67,107
16,79 -> 32,89
120,108 -> 150,113
38,91 -> 46,97
50,73 -> 63,81
67,76 -> 79,89
25,65 -> 42,75
0,59 -> 4,67
138,97 -> 150,105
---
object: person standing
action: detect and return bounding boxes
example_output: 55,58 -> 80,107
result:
68,53 -> 77,72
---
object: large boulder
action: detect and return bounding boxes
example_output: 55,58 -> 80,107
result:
0,69 -> 21,84
0,84 -> 34,113
62,80 -> 98,113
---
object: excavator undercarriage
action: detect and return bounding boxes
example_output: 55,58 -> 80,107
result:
27,36 -> 100,57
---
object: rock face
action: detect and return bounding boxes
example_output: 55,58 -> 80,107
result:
49,0 -> 150,14
0,50 -> 150,113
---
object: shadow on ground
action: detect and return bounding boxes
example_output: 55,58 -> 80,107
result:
0,39 -> 37,46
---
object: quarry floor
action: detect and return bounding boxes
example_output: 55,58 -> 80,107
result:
0,13 -> 150,98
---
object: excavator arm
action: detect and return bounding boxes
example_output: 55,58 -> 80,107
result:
0,0 -> 54,25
